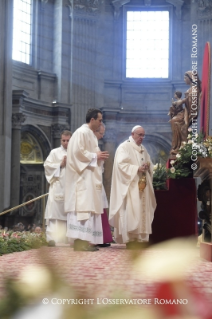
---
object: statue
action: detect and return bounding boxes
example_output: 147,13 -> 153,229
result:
168,91 -> 183,119
170,71 -> 202,155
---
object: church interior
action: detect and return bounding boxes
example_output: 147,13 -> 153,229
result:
1,0 -> 212,317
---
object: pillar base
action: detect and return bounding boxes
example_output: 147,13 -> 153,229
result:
200,242 -> 212,262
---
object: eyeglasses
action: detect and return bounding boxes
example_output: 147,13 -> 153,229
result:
134,133 -> 145,138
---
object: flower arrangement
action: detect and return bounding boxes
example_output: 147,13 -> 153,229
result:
153,163 -> 168,190
167,130 -> 212,179
0,230 -> 48,255
153,130 -> 212,185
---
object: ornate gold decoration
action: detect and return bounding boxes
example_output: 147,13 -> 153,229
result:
20,133 -> 43,164
138,174 -> 146,192
21,142 -> 33,156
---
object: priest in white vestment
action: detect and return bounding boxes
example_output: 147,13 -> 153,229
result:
109,125 -> 156,248
64,109 -> 109,251
44,130 -> 72,244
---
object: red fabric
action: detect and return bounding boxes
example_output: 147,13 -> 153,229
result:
200,42 -> 210,136
150,178 -> 197,244
101,209 -> 113,243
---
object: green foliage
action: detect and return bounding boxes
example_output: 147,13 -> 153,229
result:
153,164 -> 168,190
167,131 -> 209,179
153,131 -> 212,184
0,231 -> 48,256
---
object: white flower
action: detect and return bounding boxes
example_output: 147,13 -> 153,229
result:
170,160 -> 175,165
182,141 -> 186,145
195,133 -> 198,138
188,140 -> 193,144
188,128 -> 192,132
153,164 -> 159,170
176,154 -> 181,158
187,134 -> 192,139
170,167 -> 175,173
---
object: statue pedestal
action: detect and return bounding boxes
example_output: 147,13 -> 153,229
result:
150,178 -> 197,244
200,242 -> 212,262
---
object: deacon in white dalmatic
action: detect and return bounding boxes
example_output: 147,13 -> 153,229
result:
64,109 -> 109,251
44,130 -> 72,244
109,125 -> 156,247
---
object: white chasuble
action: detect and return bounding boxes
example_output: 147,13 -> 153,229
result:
64,124 -> 103,218
109,140 -> 156,243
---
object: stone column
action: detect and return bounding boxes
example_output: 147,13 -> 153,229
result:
10,113 -> 26,211
51,123 -> 65,148
0,0 -> 13,215
102,129 -> 117,203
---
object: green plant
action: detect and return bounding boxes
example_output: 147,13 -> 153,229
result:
153,164 -> 168,190
167,130 -> 212,179
0,231 -> 48,256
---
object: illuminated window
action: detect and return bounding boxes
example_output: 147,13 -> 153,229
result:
12,0 -> 32,64
126,10 -> 169,78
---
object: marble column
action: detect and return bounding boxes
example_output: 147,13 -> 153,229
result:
0,0 -> 13,215
10,113 -> 26,212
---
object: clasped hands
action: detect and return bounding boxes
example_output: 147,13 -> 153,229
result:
60,156 -> 67,168
138,163 -> 150,173
97,151 -> 109,161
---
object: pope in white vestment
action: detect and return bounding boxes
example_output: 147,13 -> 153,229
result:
109,125 -> 156,245
64,109 -> 109,250
44,131 -> 72,244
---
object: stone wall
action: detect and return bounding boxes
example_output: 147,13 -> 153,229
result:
1,0 -> 212,225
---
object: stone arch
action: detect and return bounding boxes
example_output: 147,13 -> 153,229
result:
21,124 -> 51,161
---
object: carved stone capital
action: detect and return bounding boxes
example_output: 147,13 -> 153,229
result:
51,123 -> 71,139
166,0 -> 184,19
12,113 -> 26,129
72,0 -> 100,16
112,0 -> 130,19
198,0 -> 212,18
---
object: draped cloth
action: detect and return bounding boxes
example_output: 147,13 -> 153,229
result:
109,140 -> 156,244
200,42 -> 210,137
44,146 -> 67,243
65,124 -> 103,244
